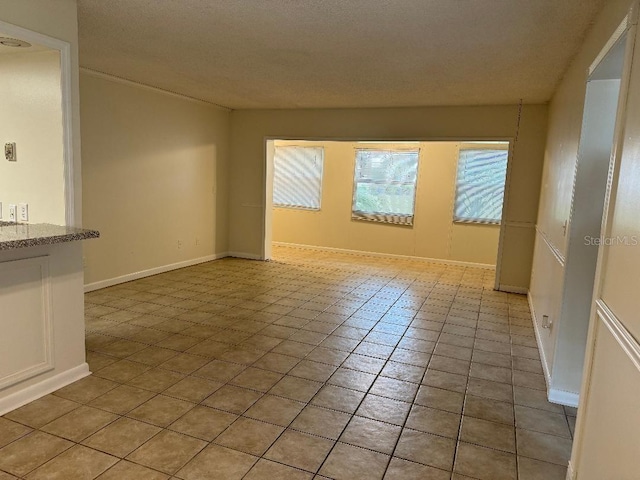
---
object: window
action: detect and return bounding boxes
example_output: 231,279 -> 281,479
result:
352,149 -> 419,225
454,148 -> 508,224
273,146 -> 324,210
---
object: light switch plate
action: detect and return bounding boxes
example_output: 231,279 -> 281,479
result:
5,143 -> 16,162
19,203 -> 28,222
8,205 -> 16,221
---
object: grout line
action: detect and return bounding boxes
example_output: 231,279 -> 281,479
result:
2,246 -> 563,479
374,278 -> 468,477
449,283 -> 475,480
309,275 -> 415,476
510,301 -> 521,480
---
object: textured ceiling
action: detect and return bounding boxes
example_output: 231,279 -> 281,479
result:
77,0 -> 606,109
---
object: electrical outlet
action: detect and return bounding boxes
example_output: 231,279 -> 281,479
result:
8,204 -> 16,222
5,143 -> 16,162
177,239 -> 183,250
18,203 -> 28,222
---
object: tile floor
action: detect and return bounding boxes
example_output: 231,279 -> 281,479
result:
0,246 -> 577,479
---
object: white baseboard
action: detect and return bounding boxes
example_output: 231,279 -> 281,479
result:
0,363 -> 90,416
548,388 -> 580,408
84,253 -> 228,292
273,242 -> 496,270
227,252 -> 264,261
566,460 -> 576,480
498,284 -> 528,294
83,243 -> 499,293
528,292 -> 580,407
528,292 -> 553,389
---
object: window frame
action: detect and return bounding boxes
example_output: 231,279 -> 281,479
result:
351,147 -> 421,226
453,143 -> 509,225
272,145 -> 325,211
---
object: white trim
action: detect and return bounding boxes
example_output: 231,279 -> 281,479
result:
263,137 -> 514,290
548,388 -> 580,408
632,1 -> 640,27
497,285 -> 528,294
529,291 -> 580,407
596,298 -> 640,372
60,40 -> 75,226
264,136 -> 515,143
0,363 -> 89,416
80,67 -> 231,111
0,256 -> 55,389
0,20 -> 76,226
263,140 -> 275,260
535,226 -> 566,267
589,16 -> 630,76
528,292 -> 553,389
567,12 -> 638,477
494,140 -> 515,290
227,252 -> 264,261
84,253 -> 227,292
273,242 -> 496,269
503,221 -> 535,228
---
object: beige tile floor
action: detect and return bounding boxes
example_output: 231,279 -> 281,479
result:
0,245 -> 577,480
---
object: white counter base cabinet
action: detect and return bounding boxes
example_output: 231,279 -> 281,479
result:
0,242 -> 91,415
0,256 -> 54,389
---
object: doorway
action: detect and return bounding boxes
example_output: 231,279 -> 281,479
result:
263,139 -> 512,288
0,20 -> 75,226
550,32 -> 629,405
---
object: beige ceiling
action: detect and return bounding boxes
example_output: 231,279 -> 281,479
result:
0,32 -> 53,56
77,0 -> 606,109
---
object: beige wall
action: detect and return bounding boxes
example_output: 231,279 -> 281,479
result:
80,72 -> 230,287
272,140 -> 501,265
599,38 -> 640,344
230,104 -> 547,290
1,0 -> 82,225
0,50 -> 65,224
0,1 -> 93,412
528,0 -> 640,477
572,318 -> 640,479
536,0 -> 633,255
529,0 -> 632,392
574,3 -> 640,478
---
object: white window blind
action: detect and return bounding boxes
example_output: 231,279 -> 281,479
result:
273,146 -> 324,210
352,149 -> 419,225
454,149 -> 508,224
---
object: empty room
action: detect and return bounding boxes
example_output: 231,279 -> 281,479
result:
0,1 -> 639,479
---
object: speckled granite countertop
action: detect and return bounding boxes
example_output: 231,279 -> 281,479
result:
0,223 -> 99,250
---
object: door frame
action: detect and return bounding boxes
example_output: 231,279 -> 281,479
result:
0,20 -> 75,226
262,136 -> 516,291
568,6 -> 638,478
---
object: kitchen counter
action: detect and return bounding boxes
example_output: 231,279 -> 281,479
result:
0,222 -> 99,250
0,222 -> 98,415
